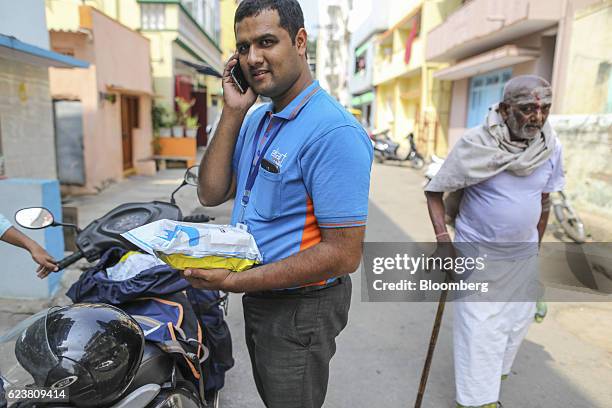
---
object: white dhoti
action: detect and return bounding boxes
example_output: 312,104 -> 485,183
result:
453,255 -> 538,406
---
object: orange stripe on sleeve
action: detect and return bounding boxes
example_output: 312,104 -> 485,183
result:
300,196 -> 327,287
299,196 -> 322,251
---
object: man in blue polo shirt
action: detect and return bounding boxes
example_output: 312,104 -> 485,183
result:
187,0 -> 372,406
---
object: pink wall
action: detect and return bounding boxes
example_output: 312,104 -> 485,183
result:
447,78 -> 468,149
91,10 -> 152,94
133,96 -> 155,176
49,8 -> 155,194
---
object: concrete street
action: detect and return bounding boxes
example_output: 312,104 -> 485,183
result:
1,163 -> 611,407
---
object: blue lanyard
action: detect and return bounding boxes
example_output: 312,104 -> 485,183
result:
238,112 -> 285,224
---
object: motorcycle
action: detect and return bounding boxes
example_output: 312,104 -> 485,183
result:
551,191 -> 586,243
0,166 -> 230,408
373,131 -> 425,169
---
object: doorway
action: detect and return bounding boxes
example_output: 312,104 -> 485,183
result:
121,95 -> 139,171
192,90 -> 208,147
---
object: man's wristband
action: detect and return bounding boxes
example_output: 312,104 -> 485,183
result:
435,231 -> 450,239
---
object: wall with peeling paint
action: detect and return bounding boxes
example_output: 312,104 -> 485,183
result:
550,114 -> 612,240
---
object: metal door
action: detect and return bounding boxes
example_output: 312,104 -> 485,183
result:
53,100 -> 85,185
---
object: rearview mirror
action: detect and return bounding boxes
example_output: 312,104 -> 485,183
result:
15,207 -> 55,229
185,165 -> 199,186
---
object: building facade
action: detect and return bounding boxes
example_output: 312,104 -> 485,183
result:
46,0 -> 224,147
372,0 -> 457,156
0,0 -> 87,179
138,0 -> 223,147
0,0 -> 87,298
427,0 -> 612,239
426,0 -> 611,145
348,0 -> 388,129
46,5 -> 156,194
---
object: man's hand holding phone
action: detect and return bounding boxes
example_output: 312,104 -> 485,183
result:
223,53 -> 257,113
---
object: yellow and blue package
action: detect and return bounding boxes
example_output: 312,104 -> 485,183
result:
122,219 -> 262,272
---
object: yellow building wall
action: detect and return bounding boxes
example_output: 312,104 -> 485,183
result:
373,0 -> 455,155
374,75 -> 420,140
563,1 -> 612,114
216,0 -> 239,112
420,65 -> 452,156
145,4 -> 180,110
220,0 -> 239,60
46,0 -> 142,30
90,0 -> 142,30
45,0 -> 81,31
419,0 -> 456,156
398,74 -> 421,139
387,0 -> 423,26
375,82 -> 394,132
148,31 -> 178,110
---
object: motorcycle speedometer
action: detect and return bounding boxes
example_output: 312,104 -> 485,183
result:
104,210 -> 152,233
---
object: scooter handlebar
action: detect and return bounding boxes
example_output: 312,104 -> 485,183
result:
56,250 -> 84,271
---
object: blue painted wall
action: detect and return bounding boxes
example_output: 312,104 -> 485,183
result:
0,179 -> 64,298
467,68 -> 512,128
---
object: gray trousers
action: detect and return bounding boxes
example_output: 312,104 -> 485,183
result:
242,276 -> 352,408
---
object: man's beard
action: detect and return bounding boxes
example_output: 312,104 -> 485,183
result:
506,115 -> 540,141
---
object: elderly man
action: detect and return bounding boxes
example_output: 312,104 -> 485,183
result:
425,75 -> 564,407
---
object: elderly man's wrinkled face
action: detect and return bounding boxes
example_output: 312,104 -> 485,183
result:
500,86 -> 552,141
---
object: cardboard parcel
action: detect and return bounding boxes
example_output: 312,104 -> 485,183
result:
122,219 -> 262,271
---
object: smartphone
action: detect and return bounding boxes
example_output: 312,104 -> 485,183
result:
230,63 -> 249,94
261,158 -> 280,174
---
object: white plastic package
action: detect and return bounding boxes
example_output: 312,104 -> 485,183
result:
122,219 -> 262,271
106,251 -> 166,281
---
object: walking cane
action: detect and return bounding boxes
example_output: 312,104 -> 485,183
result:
414,278 -> 450,408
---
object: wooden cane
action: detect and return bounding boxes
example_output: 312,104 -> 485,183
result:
414,281 -> 449,408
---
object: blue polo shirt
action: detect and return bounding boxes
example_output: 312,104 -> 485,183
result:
231,81 -> 373,268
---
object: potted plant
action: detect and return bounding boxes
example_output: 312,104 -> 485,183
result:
159,126 -> 172,137
185,115 -> 199,138
174,97 -> 195,138
172,116 -> 184,138
153,103 -> 172,137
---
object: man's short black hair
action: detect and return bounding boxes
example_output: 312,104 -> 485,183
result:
234,0 -> 305,44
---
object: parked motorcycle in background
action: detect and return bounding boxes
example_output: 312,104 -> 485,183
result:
0,166 -> 232,408
551,191 -> 586,243
372,130 -> 425,169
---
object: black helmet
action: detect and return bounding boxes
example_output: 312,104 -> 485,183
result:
15,303 -> 144,407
